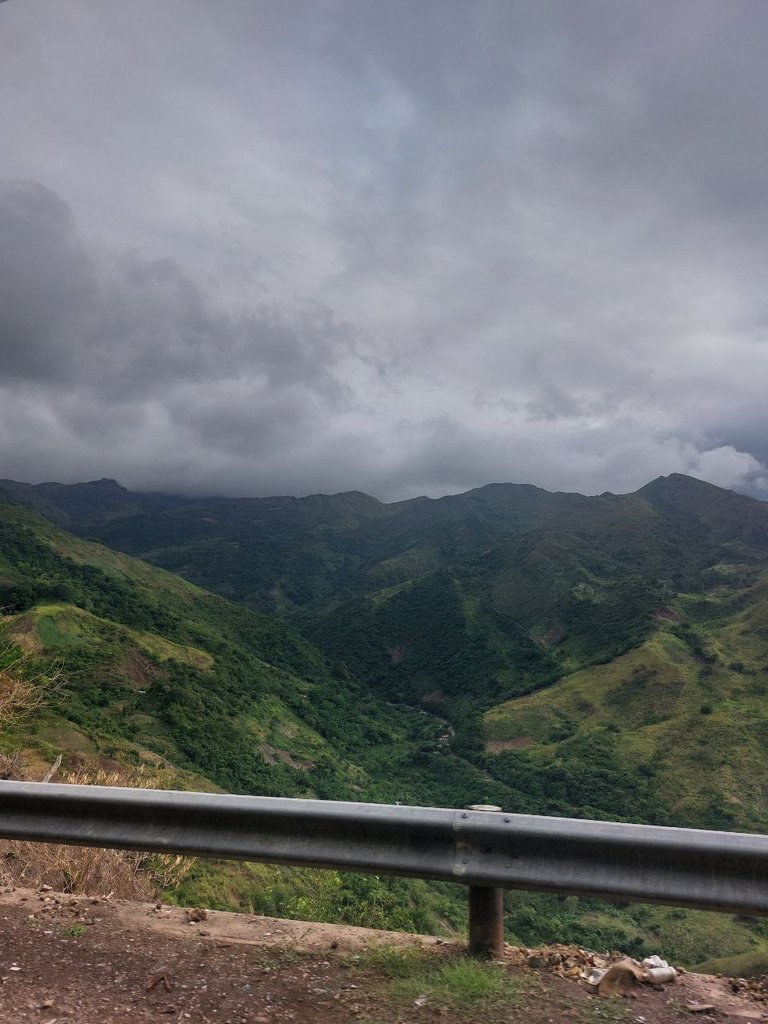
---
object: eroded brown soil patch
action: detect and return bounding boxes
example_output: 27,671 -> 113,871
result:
116,648 -> 165,689
487,737 -> 535,752
257,745 -> 315,772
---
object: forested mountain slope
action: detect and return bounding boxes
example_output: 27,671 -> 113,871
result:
5,471 -> 768,831
8,473 -> 768,725
5,476 -> 768,963
0,496 -> 520,934
0,498 -> 507,810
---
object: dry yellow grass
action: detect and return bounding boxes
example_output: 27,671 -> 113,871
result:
0,649 -> 61,720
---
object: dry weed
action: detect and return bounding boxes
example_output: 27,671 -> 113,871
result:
0,648 -> 61,780
0,748 -> 25,780
0,645 -> 195,900
0,649 -> 62,720
0,761 -> 196,900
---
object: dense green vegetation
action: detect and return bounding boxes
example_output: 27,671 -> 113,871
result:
0,501 -> 511,807
0,497 -> 513,936
4,472 -> 768,966
16,473 -> 767,724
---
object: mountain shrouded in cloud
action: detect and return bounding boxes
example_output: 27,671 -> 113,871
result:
1,1 -> 768,500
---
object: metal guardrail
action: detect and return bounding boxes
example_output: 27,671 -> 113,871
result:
2,781 -> 768,956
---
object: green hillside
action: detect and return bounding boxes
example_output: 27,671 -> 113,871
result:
484,596 -> 768,831
0,497 -> 518,933
6,473 -> 768,831
0,498 -> 516,806
6,474 -> 768,966
20,475 -> 767,707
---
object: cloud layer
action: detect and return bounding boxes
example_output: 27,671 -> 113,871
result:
1,1 -> 768,500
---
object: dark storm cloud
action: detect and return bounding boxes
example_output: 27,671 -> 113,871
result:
0,184 -> 94,383
1,1 -> 768,499
0,182 -> 354,400
0,181 -> 361,492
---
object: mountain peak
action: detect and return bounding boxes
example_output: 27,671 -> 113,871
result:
84,477 -> 126,490
638,473 -> 735,498
636,476 -> 768,540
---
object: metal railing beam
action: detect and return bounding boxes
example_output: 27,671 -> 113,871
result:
2,782 -> 768,919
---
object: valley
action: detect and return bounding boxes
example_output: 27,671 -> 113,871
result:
3,473 -> 768,969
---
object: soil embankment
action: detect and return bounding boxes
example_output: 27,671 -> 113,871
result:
0,886 -> 766,1023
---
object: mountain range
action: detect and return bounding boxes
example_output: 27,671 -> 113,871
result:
3,471 -> 768,968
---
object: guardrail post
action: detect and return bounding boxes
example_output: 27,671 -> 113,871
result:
466,804 -> 505,959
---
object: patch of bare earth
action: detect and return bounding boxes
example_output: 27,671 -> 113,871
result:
0,887 -> 766,1023
654,607 -> 682,623
486,737 -> 535,752
257,745 -> 315,772
3,614 -> 40,653
537,627 -> 565,648
116,649 -> 165,689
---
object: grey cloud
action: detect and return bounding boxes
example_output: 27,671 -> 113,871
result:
0,183 -> 95,382
1,3 -> 768,501
0,181 -> 353,401
0,180 -> 364,491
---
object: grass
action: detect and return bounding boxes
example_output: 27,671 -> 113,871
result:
394,958 -> 526,1008
482,573 -> 768,836
631,906 -> 758,968
483,631 -> 700,746
62,923 -> 86,937
34,606 -> 92,648
576,998 -> 632,1024
136,631 -> 214,671
356,945 -> 530,1017
695,944 -> 768,978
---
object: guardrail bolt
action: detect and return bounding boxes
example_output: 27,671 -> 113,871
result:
465,804 -> 505,959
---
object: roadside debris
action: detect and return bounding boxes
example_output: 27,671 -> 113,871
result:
729,976 -> 768,1004
581,954 -> 678,997
517,944 -> 679,998
146,969 -> 176,993
515,943 -> 598,977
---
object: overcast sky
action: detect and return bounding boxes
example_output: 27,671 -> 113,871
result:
2,1 -> 768,501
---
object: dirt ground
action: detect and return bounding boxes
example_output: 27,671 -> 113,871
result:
0,886 -> 766,1024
